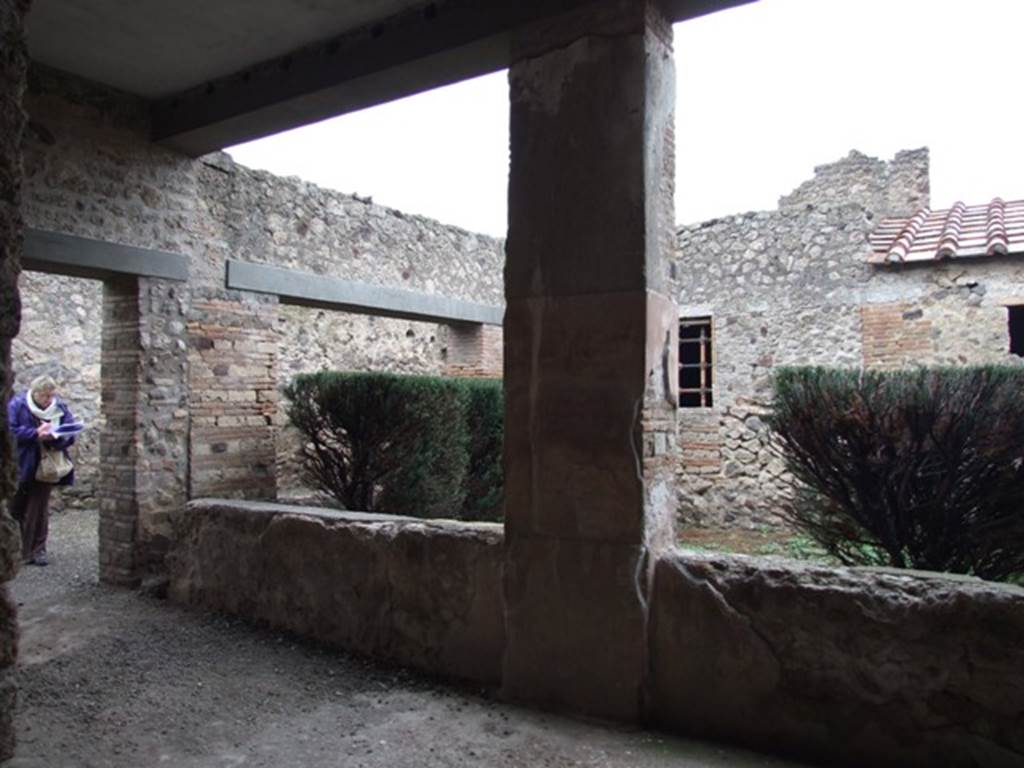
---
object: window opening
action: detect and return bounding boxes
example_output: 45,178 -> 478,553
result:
679,317 -> 713,408
1008,306 -> 1024,356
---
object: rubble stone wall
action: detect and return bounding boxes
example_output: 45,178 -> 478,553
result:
673,148 -> 1024,528
0,0 -> 29,758
13,66 -> 506,508
12,271 -> 101,509
649,551 -> 1024,768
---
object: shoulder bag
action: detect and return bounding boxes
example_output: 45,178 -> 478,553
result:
36,445 -> 73,483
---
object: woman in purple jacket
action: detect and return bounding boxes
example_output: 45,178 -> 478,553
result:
7,375 -> 77,566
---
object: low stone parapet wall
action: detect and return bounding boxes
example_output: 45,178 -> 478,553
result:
648,551 -> 1024,768
167,499 -> 505,685
167,501 -> 1024,766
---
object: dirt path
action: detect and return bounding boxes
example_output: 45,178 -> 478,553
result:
6,509 -> 812,768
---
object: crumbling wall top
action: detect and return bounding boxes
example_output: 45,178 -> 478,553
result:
778,147 -> 930,219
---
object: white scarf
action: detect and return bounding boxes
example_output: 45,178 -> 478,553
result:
26,390 -> 62,428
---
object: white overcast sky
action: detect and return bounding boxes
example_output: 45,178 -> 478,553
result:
228,0 -> 1024,238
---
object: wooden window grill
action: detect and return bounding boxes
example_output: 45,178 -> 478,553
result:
679,317 -> 713,408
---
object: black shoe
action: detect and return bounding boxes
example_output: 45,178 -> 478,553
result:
31,552 -> 48,566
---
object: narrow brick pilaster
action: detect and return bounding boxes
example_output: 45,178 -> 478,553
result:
99,280 -> 143,583
188,289 -> 277,500
444,324 -> 503,379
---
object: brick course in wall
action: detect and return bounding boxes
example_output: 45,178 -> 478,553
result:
861,301 -> 934,368
444,324 -> 503,379
188,289 -> 277,500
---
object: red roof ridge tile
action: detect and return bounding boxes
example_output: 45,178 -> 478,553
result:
936,201 -> 966,259
870,196 -> 1024,265
985,197 -> 1009,256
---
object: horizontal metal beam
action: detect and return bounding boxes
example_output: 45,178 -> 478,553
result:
23,228 -> 189,281
226,260 -> 504,326
152,0 -> 753,156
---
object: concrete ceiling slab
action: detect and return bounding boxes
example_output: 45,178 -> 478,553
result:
26,0 -> 424,98
25,0 -> 755,154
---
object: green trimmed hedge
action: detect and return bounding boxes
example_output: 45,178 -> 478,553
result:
460,378 -> 504,522
768,365 -> 1024,581
284,372 -> 503,521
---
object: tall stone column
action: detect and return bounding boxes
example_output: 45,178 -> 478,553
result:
502,1 -> 678,720
0,0 -> 30,758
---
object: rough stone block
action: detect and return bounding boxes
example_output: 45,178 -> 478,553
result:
0,516 -> 20,584
649,552 -> 1024,768
168,500 -> 506,685
504,293 -> 649,541
502,535 -> 647,721
0,669 -> 14,763
507,33 -> 648,300
0,587 -> 17,669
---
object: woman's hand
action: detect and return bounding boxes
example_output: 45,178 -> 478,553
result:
37,423 -> 53,440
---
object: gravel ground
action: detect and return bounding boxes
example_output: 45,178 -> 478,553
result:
7,509 -> 814,768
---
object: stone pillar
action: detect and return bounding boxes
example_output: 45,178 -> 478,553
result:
99,279 -> 142,584
0,0 -> 29,758
99,277 -> 189,584
502,1 -> 678,720
187,288 -> 277,500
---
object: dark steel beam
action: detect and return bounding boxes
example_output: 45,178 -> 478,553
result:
23,228 -> 189,281
152,0 -> 753,156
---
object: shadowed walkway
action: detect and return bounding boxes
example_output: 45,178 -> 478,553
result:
7,509 -> 815,768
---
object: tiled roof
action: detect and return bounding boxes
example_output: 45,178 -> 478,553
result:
868,198 -> 1024,264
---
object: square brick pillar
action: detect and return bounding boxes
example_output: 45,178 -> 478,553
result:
99,277 -> 189,584
501,1 -> 679,720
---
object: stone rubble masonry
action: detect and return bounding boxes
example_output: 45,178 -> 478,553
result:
778,148 -> 930,217
13,64 -> 507,517
649,552 -> 1024,768
168,500 -> 506,685
135,278 -> 190,569
12,270 -> 102,509
675,146 -> 1024,530
0,0 -> 28,759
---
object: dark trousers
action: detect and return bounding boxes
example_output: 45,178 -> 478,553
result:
10,481 -> 53,561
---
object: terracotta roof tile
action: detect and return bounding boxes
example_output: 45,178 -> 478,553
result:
869,198 -> 1024,264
